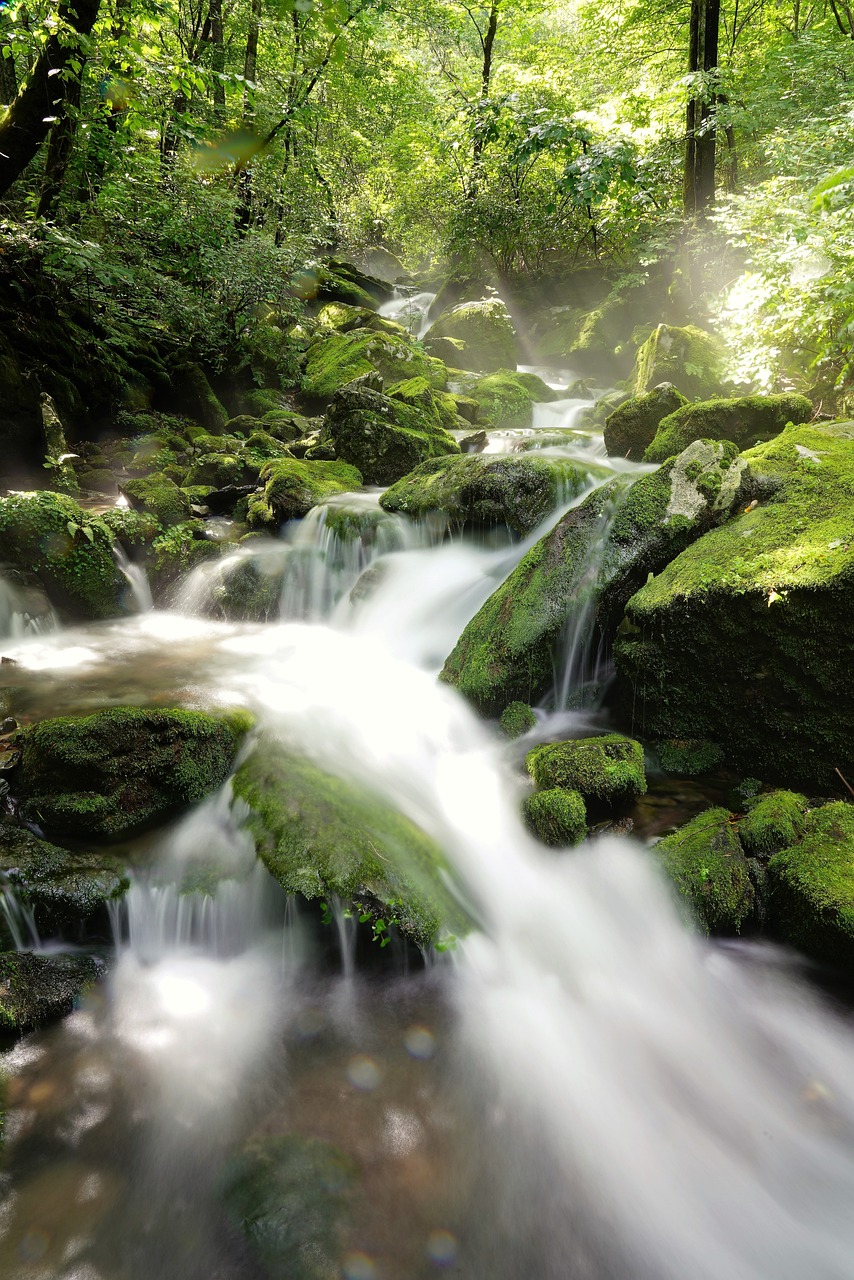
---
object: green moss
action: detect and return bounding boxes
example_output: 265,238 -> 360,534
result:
615,423 -> 854,787
656,807 -> 755,934
657,739 -> 724,776
643,393 -> 813,464
768,801 -> 854,965
320,381 -> 459,486
101,507 -> 162,550
499,701 -> 537,738
0,491 -> 122,620
121,474 -> 191,526
526,734 -> 646,806
386,375 -> 459,430
0,823 -> 127,938
0,951 -> 101,1032
523,788 -> 587,846
246,458 -> 363,528
302,329 -> 443,399
19,706 -> 252,841
468,369 -> 559,429
148,520 -> 224,597
232,742 -> 465,945
632,324 -> 725,398
739,790 -> 808,855
380,453 -> 593,536
424,299 -> 518,373
604,384 -> 687,460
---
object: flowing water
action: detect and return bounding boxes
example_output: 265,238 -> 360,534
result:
3,389 -> 854,1280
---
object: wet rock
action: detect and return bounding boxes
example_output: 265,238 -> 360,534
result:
632,324 -> 725,399
246,459 -> 363,528
523,787 -> 587,847
604,384 -> 687,460
147,520 -> 225,599
526,735 -> 647,808
643,393 -> 813,464
460,429 -> 487,453
768,801 -> 854,966
423,299 -> 518,374
499,701 -> 537,739
468,369 -> 560,429
18,706 -> 252,841
739,790 -> 809,856
0,950 -> 102,1032
655,807 -> 755,934
302,328 -> 444,399
120,474 -> 192,527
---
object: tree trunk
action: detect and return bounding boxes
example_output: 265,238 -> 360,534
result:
37,59 -> 85,218
235,0 -> 262,232
683,0 -> 720,218
0,12 -> 17,105
210,0 -> 226,118
469,0 -> 499,197
0,0 -> 101,201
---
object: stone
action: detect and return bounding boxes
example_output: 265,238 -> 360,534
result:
656,807 -> 755,934
423,299 -> 518,374
643,393 -> 814,464
604,384 -> 687,460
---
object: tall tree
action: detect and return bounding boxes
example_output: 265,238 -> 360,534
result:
0,10 -> 18,105
684,0 -> 721,217
234,0 -> 262,231
0,0 -> 101,201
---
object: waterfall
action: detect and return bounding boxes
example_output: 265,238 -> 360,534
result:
0,571 -> 56,640
113,543 -> 154,613
377,289 -> 437,337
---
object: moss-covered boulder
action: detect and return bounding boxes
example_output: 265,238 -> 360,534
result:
423,299 -> 518,373
232,741 -> 463,945
0,824 -> 127,942
632,324 -> 725,399
121,474 -> 192,526
318,379 -> 459,487
246,458 -> 363,528
643,393 -> 814,464
768,801 -> 854,965
148,520 -> 225,599
172,361 -> 229,434
615,422 -> 854,787
0,492 -> 123,620
380,453 -> 593,537
468,369 -> 560,429
100,508 -> 162,551
302,328 -> 443,399
223,1134 -> 355,1280
656,808 -> 755,934
526,735 -> 646,807
739,790 -> 809,856
523,788 -> 587,847
18,707 -> 252,841
0,951 -> 101,1032
604,384 -> 687,460
499,701 -> 537,738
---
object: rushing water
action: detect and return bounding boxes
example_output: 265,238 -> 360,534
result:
3,390 -> 854,1280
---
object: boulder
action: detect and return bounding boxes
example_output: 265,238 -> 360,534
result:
0,951 -> 101,1032
232,740 -> 464,945
614,422 -> 854,787
739,790 -> 809,856
246,458 -> 363,528
302,328 -> 445,399
121,474 -> 192,526
172,362 -> 229,434
17,706 -> 251,841
768,801 -> 854,966
0,823 -> 127,941
468,369 -> 560,429
655,807 -> 755,934
526,735 -> 646,807
318,379 -> 458,487
380,453 -> 593,537
632,324 -> 725,399
604,384 -> 687,460
424,299 -> 518,373
523,788 -> 587,847
499,701 -> 537,738
643,393 -> 814,464
0,491 -> 123,620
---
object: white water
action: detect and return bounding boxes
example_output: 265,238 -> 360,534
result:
0,572 -> 56,640
377,289 -> 437,337
112,543 -> 153,613
4,404 -> 854,1278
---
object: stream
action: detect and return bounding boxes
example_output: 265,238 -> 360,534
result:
3,368 -> 854,1280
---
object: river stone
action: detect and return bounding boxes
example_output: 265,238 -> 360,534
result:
423,299 -> 518,374
468,369 -> 560,429
380,453 -> 595,537
604,384 -> 687,460
656,808 -> 755,934
0,950 -> 102,1032
643,393 -> 814,464
246,458 -> 364,528
318,379 -> 459,486
523,788 -> 587,847
526,735 -> 646,807
767,802 -> 854,966
18,706 -> 252,841
614,422 -> 854,788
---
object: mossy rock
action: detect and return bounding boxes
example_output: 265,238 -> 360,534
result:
739,790 -> 808,856
0,823 -> 127,942
468,369 -> 560,429
499,701 -> 537,739
523,788 -> 587,847
148,520 -> 225,599
302,328 -> 443,399
319,379 -> 459,487
526,735 -> 646,807
604,384 -> 687,460
222,1134 -> 355,1280
202,554 -> 284,622
423,299 -> 518,374
0,492 -> 123,620
172,361 -> 229,434
614,422 -> 854,787
381,453 -> 592,537
643,393 -> 814,464
262,410 -> 313,443
657,739 -> 724,777
18,706 -> 252,841
232,741 -> 464,945
121,474 -> 192,526
0,951 -> 101,1032
632,324 -> 725,399
656,807 -> 755,934
246,458 -> 363,529
768,801 -> 854,965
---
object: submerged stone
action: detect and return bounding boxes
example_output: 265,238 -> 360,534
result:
523,788 -> 587,847
643,393 -> 813,464
526,735 -> 646,807
18,706 -> 252,841
656,807 -> 755,934
768,801 -> 854,966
